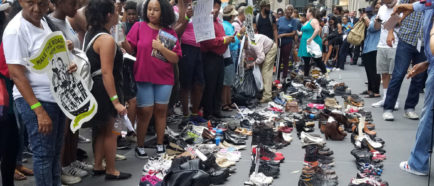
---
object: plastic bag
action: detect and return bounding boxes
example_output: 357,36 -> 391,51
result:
252,65 -> 263,91
114,115 -> 135,135
307,41 -> 322,58
234,69 -> 257,98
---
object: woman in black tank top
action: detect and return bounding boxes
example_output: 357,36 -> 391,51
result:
84,0 -> 131,180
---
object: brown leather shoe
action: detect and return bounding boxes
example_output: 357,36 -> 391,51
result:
324,118 -> 345,141
202,128 -> 215,140
285,101 -> 300,113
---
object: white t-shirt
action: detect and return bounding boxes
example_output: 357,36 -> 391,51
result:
48,14 -> 81,49
377,5 -> 400,48
2,11 -> 55,103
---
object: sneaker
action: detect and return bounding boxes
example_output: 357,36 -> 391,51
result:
249,172 -> 273,185
404,110 -> 419,120
61,174 -> 81,185
70,160 -> 93,171
136,147 -> 148,159
394,102 -> 399,110
399,161 -> 427,176
156,145 -> 166,154
115,154 -> 127,161
117,137 -> 131,150
382,111 -> 394,121
62,166 -> 88,177
371,100 -> 384,108
78,135 -> 91,143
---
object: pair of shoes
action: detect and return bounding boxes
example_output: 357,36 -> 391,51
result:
136,147 -> 148,159
62,165 -> 88,177
61,174 -> 81,184
382,110 -> 394,121
324,117 -> 346,141
404,109 -> 419,120
105,172 -> 132,180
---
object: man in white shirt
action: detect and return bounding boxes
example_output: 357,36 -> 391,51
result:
372,0 -> 400,109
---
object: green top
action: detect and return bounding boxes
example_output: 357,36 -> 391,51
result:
298,20 -> 322,57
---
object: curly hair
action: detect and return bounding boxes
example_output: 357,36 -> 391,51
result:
124,1 -> 137,11
85,0 -> 115,31
142,0 -> 175,28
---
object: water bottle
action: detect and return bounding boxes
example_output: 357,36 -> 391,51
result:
215,129 -> 223,146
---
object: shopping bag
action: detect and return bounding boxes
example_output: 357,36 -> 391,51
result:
252,65 -> 263,91
307,41 -> 322,58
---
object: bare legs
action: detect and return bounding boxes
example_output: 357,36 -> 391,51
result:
136,104 -> 169,146
93,117 -> 119,175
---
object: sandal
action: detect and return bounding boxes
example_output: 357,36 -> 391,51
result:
16,165 -> 33,176
365,93 -> 381,98
228,103 -> 237,109
14,169 -> 26,180
360,90 -> 369,95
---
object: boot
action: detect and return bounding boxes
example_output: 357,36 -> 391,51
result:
324,117 -> 345,141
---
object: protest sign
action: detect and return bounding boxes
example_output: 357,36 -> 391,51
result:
245,6 -> 255,44
28,31 -> 98,133
192,0 -> 215,42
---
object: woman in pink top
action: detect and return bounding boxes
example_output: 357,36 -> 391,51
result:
123,0 -> 181,158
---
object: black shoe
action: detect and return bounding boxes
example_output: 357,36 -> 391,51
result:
93,169 -> 105,176
224,133 -> 246,145
250,162 -> 280,178
117,137 -> 131,150
105,172 -> 132,180
319,158 -> 335,166
156,145 -> 166,154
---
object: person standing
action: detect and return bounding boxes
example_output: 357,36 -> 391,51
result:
335,16 -> 353,70
254,0 -> 278,43
277,4 -> 297,80
382,0 -> 425,121
232,6 -> 245,32
200,0 -> 232,119
123,0 -> 181,157
393,1 -> 434,176
371,0 -> 400,110
298,7 -> 327,76
361,3 -> 382,98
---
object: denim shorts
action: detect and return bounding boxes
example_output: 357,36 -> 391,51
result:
136,82 -> 173,107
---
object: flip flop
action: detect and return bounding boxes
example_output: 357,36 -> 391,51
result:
365,93 -> 381,98
14,170 -> 26,181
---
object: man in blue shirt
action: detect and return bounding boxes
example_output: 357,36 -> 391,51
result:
394,1 -> 434,176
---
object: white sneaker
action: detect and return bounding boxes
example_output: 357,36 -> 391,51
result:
400,161 -> 428,176
382,111 -> 394,121
62,166 -> 88,177
249,172 -> 273,185
116,154 -> 127,160
372,100 -> 384,108
282,133 -> 293,143
404,110 -> 419,120
394,102 -> 399,110
61,174 -> 81,185
70,160 -> 93,171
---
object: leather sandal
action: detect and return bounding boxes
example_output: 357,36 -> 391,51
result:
14,169 -> 26,180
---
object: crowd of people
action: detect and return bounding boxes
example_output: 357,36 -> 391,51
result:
1,0 -> 434,185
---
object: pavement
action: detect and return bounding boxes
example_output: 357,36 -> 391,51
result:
7,64 -> 434,186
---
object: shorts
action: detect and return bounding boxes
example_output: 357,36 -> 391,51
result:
376,47 -> 396,74
179,44 -> 205,89
136,82 -> 173,107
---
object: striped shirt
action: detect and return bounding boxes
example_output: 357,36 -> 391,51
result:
398,0 -> 424,47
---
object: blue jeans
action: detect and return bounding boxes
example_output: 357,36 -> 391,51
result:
15,98 -> 65,186
384,41 -> 427,111
407,62 -> 434,173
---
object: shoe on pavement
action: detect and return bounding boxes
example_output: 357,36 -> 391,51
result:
400,161 -> 427,176
70,160 -> 93,171
404,110 -> 419,120
61,174 -> 81,185
135,147 -> 148,159
62,166 -> 88,177
372,100 -> 384,108
382,111 -> 394,121
116,154 -> 127,161
394,102 -> 399,110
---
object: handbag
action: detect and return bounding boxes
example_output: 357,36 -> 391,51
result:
347,20 -> 366,46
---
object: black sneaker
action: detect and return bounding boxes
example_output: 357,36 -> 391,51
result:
156,145 -> 165,154
135,147 -> 148,159
117,137 -> 131,150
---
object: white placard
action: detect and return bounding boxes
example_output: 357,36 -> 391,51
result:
192,0 -> 215,42
28,31 -> 98,133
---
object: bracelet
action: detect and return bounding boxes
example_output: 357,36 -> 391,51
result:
31,102 -> 41,110
237,33 -> 242,37
223,37 -> 227,44
185,15 -> 190,21
110,95 -> 118,101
